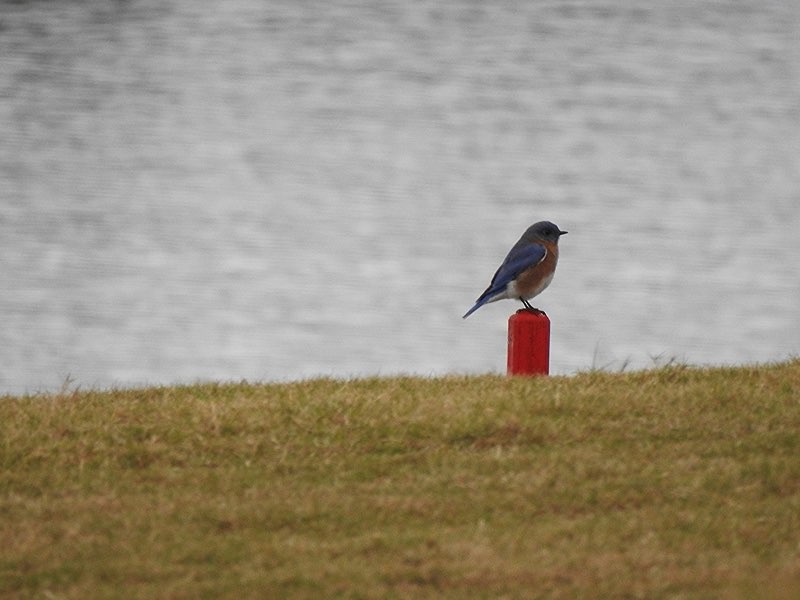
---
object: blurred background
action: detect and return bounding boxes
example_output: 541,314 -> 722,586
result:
1,1 -> 798,395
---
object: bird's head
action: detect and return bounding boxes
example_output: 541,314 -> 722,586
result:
525,221 -> 568,243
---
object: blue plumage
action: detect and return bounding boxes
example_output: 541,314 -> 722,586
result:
463,221 -> 567,319
462,245 -> 546,318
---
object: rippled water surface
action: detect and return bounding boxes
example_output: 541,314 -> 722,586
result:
2,1 -> 798,394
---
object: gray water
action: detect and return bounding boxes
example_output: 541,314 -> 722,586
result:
2,1 -> 799,395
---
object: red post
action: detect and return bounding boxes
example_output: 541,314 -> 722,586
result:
507,309 -> 550,376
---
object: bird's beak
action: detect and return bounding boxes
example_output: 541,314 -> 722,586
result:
559,230 -> 568,236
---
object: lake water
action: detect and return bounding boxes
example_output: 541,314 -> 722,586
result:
2,1 -> 798,395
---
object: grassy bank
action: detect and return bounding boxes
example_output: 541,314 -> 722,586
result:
2,361 -> 800,598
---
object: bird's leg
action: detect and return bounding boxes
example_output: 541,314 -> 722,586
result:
520,297 -> 546,315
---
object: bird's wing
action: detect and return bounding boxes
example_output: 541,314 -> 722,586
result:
486,243 -> 547,293
462,244 -> 547,318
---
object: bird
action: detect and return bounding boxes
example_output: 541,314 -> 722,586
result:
462,221 -> 567,319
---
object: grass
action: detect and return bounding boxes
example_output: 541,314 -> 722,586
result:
2,360 -> 800,599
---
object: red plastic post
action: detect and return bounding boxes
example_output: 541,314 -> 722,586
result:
507,309 -> 550,376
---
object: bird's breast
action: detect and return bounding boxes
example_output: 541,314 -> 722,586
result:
509,246 -> 558,300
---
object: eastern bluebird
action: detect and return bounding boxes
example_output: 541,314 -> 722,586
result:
463,221 -> 567,319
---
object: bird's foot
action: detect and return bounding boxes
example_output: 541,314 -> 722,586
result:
520,298 -> 546,316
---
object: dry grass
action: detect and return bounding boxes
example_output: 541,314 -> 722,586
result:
2,360 -> 800,598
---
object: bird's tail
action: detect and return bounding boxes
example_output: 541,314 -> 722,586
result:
462,304 -> 479,319
463,285 -> 507,319
462,296 -> 490,319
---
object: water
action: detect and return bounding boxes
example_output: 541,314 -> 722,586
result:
2,1 -> 799,395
